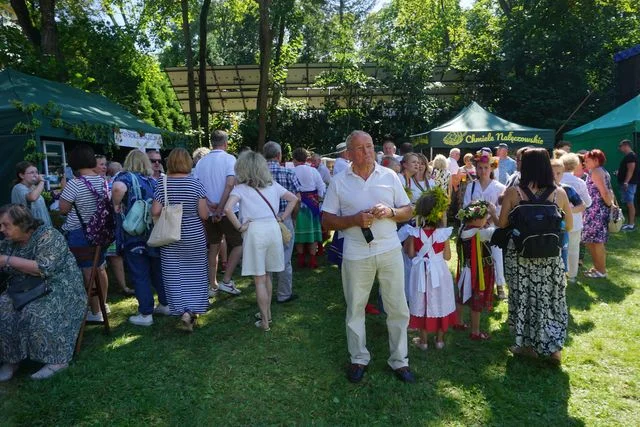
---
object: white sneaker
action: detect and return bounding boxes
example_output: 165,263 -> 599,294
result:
153,304 -> 171,316
86,311 -> 104,323
208,287 -> 219,298
218,280 -> 241,295
128,313 -> 153,326
30,363 -> 68,380
0,363 -> 19,382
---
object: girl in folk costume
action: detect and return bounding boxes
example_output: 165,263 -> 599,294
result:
405,188 -> 457,350
399,153 -> 436,301
455,200 -> 496,341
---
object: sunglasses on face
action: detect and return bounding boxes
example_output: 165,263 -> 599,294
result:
150,159 -> 162,164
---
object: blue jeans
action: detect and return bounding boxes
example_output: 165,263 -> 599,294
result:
123,247 -> 166,315
561,231 -> 569,272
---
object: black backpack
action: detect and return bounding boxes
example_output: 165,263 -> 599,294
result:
508,186 -> 564,258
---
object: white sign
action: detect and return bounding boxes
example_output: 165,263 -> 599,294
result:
115,129 -> 162,150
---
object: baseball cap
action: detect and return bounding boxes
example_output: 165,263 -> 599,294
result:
495,143 -> 509,150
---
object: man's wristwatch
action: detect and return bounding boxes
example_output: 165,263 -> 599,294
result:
390,207 -> 396,217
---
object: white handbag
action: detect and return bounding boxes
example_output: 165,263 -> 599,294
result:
147,176 -> 183,247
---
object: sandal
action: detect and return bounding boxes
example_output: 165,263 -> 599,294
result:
412,336 -> 428,351
584,270 -> 607,279
452,323 -> 469,331
469,332 -> 491,341
255,320 -> 270,332
181,311 -> 197,332
548,352 -> 562,367
510,346 -> 538,358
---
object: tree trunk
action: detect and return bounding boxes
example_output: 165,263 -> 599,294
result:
40,0 -> 59,56
10,0 -> 41,49
181,0 -> 198,131
256,0 -> 272,151
268,12 -> 286,139
199,0 -> 212,146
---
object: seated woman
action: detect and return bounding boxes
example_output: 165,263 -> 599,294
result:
0,204 -> 87,381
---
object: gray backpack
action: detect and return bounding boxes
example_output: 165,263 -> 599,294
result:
122,173 -> 153,236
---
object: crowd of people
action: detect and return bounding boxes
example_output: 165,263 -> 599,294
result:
0,129 -> 637,383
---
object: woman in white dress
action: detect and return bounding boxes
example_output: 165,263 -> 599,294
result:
463,151 -> 507,299
224,151 -> 298,331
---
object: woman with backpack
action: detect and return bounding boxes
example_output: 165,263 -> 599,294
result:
495,148 -> 573,365
58,144 -> 111,323
112,150 -> 169,327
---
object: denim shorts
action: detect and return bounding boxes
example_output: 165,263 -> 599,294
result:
621,184 -> 637,204
66,228 -> 107,268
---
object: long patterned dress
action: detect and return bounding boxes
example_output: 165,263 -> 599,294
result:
153,176 -> 209,315
0,226 -> 86,364
504,188 -> 568,355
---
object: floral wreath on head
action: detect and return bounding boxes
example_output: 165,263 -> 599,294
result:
414,186 -> 450,227
456,200 -> 489,222
473,151 -> 499,169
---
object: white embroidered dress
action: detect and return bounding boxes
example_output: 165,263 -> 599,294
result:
407,226 -> 456,319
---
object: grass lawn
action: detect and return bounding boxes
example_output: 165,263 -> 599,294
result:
1,231 -> 639,426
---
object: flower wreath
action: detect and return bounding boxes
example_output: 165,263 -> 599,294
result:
414,186 -> 450,227
473,151 -> 499,169
456,200 -> 489,222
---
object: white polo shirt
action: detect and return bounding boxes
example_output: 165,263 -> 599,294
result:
194,149 -> 238,213
322,163 -> 411,260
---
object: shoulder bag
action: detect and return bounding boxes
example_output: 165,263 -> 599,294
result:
3,249 -> 50,310
253,187 -> 292,244
147,176 -> 183,247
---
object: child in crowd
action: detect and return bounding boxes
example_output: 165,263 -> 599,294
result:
455,200 -> 496,340
405,188 -> 457,350
551,159 -> 584,274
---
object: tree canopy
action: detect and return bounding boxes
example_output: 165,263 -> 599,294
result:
2,0 -> 639,154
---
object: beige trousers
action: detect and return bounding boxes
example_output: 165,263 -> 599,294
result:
341,247 -> 409,370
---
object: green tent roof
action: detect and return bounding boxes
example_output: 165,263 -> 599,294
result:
411,101 -> 555,149
564,93 -> 640,137
0,68 -> 165,143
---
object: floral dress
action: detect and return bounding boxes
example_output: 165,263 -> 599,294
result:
581,167 -> 611,244
0,226 -> 87,364
504,188 -> 568,356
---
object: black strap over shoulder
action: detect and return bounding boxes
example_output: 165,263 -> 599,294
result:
520,185 -> 555,202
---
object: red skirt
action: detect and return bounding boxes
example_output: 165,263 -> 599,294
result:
456,265 -> 495,313
409,311 -> 458,333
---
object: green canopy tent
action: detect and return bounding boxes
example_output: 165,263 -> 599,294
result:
410,102 -> 555,155
564,93 -> 640,182
0,68 -> 168,204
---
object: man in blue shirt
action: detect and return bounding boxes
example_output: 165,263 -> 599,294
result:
495,143 -> 517,185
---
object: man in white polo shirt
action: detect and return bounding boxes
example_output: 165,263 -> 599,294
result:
322,130 -> 415,384
194,130 -> 242,296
